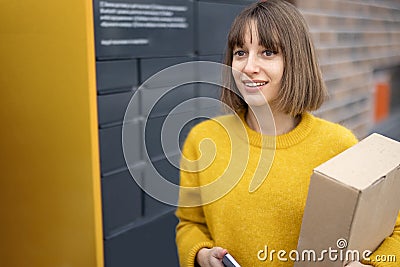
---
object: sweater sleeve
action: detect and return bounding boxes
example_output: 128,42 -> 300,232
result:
175,129 -> 214,267
361,212 -> 400,267
175,206 -> 214,267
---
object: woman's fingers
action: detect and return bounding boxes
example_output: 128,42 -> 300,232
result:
197,247 -> 229,267
211,247 -> 228,260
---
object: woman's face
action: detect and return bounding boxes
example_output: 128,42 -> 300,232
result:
231,25 -> 284,108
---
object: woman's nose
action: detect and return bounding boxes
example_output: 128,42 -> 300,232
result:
243,54 -> 260,74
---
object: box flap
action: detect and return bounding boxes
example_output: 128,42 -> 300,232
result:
315,133 -> 400,190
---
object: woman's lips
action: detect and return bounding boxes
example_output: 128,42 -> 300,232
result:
241,80 -> 268,93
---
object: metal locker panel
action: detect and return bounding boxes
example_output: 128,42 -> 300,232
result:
99,122 -> 142,175
197,83 -> 223,108
197,1 -> 245,55
104,211 -> 179,267
96,59 -> 138,93
144,115 -> 170,160
141,84 -> 196,118
101,169 -> 142,238
93,0 -> 194,59
195,55 -> 225,110
140,56 -> 195,87
144,111 -> 196,160
198,54 -> 224,63
197,0 -> 253,3
142,156 -> 180,218
97,90 -> 138,127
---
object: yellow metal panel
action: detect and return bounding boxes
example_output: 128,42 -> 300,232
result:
0,1 -> 104,267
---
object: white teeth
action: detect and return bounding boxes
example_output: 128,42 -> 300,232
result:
244,82 -> 267,87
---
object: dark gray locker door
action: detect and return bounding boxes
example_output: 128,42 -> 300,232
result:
96,60 -> 138,94
197,2 -> 245,55
99,122 -> 142,175
104,210 -> 179,267
197,0 -> 254,3
141,84 -> 196,118
140,56 -> 195,86
101,169 -> 142,238
142,156 -> 180,218
98,90 -> 138,127
144,110 -> 196,161
196,55 -> 223,107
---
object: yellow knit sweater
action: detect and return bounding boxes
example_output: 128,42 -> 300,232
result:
175,112 -> 400,267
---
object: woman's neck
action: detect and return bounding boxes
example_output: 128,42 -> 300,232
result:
245,106 -> 300,135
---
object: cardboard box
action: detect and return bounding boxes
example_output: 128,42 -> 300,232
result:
295,133 -> 400,267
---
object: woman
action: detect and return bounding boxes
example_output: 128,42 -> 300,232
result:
175,1 -> 399,266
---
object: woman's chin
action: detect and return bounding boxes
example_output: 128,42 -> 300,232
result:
243,95 -> 269,107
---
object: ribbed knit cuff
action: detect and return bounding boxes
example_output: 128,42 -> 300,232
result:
187,241 -> 214,267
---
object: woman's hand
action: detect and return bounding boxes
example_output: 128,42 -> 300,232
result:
346,261 -> 374,267
196,247 -> 228,267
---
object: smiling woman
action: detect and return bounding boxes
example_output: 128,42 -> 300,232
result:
222,0 -> 326,118
231,25 -> 284,108
175,1 -> 399,267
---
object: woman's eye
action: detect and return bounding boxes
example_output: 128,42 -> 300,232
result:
234,50 -> 246,57
263,50 -> 276,56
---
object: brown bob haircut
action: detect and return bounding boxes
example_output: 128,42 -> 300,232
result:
221,0 -> 327,116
